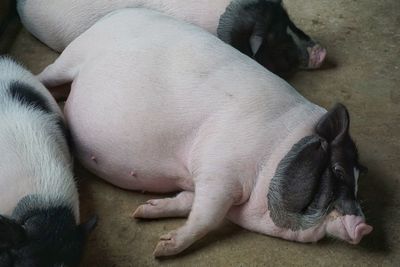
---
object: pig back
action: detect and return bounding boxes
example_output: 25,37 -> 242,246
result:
65,8 -> 310,146
64,9 -> 314,188
18,0 -> 231,52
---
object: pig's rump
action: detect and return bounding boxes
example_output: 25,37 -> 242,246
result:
63,9 -> 307,193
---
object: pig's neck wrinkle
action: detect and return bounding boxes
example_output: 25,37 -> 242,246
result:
249,105 -> 326,214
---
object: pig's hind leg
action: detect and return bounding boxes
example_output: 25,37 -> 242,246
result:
132,191 -> 194,219
37,49 -> 80,100
38,57 -> 76,88
153,179 -> 237,257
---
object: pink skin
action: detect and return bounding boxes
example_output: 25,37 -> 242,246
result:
131,125 -> 372,255
18,0 -> 232,52
307,44 -> 327,69
133,191 -> 194,219
38,9 -> 370,257
326,213 -> 373,244
134,192 -> 373,248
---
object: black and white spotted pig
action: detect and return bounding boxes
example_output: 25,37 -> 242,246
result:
17,0 -> 326,77
0,57 -> 95,267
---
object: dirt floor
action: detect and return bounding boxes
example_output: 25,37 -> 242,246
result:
6,0 -> 400,266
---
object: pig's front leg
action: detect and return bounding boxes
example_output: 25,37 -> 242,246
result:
153,180 -> 237,257
132,191 -> 194,219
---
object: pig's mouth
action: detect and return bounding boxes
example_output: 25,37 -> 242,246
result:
340,215 -> 373,245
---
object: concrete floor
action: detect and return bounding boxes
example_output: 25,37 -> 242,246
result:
6,0 -> 400,266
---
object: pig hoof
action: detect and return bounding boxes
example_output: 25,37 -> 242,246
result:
153,231 -> 182,257
146,199 -> 159,206
132,200 -> 163,218
131,206 -> 144,218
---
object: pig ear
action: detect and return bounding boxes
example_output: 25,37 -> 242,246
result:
250,34 -> 263,56
78,215 -> 98,237
227,18 -> 258,57
269,136 -> 330,215
315,103 -> 350,144
218,3 -> 272,58
0,216 -> 26,249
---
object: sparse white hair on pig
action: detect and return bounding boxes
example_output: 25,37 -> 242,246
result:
0,57 -> 95,267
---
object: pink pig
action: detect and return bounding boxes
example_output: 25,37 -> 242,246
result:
39,9 -> 372,257
18,0 -> 326,76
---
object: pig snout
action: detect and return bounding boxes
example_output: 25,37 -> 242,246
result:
326,214 -> 373,244
343,215 -> 373,244
307,44 -> 327,69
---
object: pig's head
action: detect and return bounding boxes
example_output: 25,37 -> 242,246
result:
218,0 -> 327,77
267,103 -> 372,244
0,205 -> 96,267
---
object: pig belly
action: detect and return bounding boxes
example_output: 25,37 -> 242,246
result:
69,128 -> 193,193
65,84 -> 195,194
68,126 -> 194,193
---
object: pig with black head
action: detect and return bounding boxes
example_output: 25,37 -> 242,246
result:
0,57 -> 96,267
38,8 -> 370,257
17,0 -> 326,77
218,0 -> 327,76
267,105 -> 371,244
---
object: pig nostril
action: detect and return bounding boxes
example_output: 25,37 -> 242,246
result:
349,223 -> 373,244
355,223 -> 373,237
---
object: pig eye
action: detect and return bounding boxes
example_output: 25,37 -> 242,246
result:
333,164 -> 345,178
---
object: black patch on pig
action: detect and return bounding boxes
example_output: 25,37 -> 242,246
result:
0,252 -> 13,267
0,196 -> 96,267
268,104 -> 366,230
217,0 -> 315,77
0,216 -> 26,250
268,135 -> 334,230
8,81 -> 74,152
316,103 -> 363,216
8,81 -> 51,113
